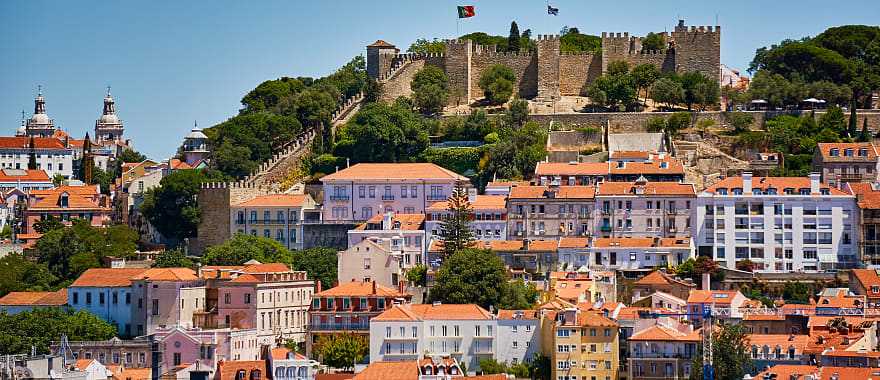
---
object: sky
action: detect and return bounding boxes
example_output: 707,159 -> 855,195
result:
1,1 -> 878,160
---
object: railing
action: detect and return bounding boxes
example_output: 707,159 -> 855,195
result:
309,323 -> 370,331
238,219 -> 292,225
381,195 -> 395,201
328,195 -> 350,201
426,194 -> 447,201
629,353 -> 693,359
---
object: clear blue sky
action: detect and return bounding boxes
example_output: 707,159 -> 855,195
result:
1,1 -> 878,159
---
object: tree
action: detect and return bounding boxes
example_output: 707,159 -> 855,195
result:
848,105 -> 858,137
0,308 -> 117,354
504,99 -> 529,127
289,247 -> 338,290
411,66 -> 449,114
507,21 -> 521,52
140,169 -> 226,245
665,112 -> 692,138
117,148 -> 147,163
0,253 -> 56,298
690,322 -> 751,380
479,359 -> 506,374
819,106 -> 847,135
860,117 -> 871,142
428,248 -> 507,310
725,112 -> 755,134
438,182 -> 475,258
560,31 -> 601,54
651,78 -> 685,109
736,259 -> 757,272
202,233 -> 291,266
406,264 -> 427,287
478,64 -> 516,105
587,69 -> 637,111
213,142 -> 257,179
35,220 -> 138,282
499,279 -> 538,309
333,102 -> 430,164
528,354 -> 552,380
27,137 -> 37,170
153,249 -> 194,268
782,281 -> 813,304
33,216 -> 65,233
407,38 -> 445,54
680,72 -> 719,110
641,32 -> 666,52
208,112 -> 302,178
631,64 -> 660,103
314,333 -> 368,371
52,174 -> 65,186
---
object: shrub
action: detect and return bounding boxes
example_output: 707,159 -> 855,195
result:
478,64 -> 516,105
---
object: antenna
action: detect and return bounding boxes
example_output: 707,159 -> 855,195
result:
37,85 -> 42,96
106,85 -> 112,96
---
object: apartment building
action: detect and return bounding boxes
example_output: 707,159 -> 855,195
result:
589,237 -> 694,273
534,157 -> 685,186
627,323 -> 699,379
427,239 -> 559,275
495,310 -> 541,366
152,326 -> 261,371
0,136 -> 74,178
849,269 -> 880,306
339,238 -> 416,290
506,185 -> 595,240
812,142 -> 879,187
347,212 -> 425,277
595,180 -> 696,239
550,308 -> 619,380
426,192 -> 508,242
695,173 -> 858,272
630,271 -> 697,303
307,280 -> 411,357
369,303 -> 496,373
846,183 -> 880,267
67,268 -> 148,337
685,290 -> 747,325
231,194 -> 320,250
747,334 -> 810,370
320,163 -> 467,222
129,268 -> 204,336
24,184 -> 111,233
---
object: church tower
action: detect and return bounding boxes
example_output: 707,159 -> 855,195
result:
95,87 -> 125,145
26,86 -> 56,137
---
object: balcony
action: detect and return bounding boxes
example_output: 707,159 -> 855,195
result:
427,194 -> 447,201
241,219 -> 288,225
601,226 -> 612,232
381,195 -> 395,201
328,195 -> 350,201
310,323 -> 370,331
630,353 -> 693,359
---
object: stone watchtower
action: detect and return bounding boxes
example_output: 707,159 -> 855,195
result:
671,20 -> 721,81
366,40 -> 400,79
536,35 -> 561,102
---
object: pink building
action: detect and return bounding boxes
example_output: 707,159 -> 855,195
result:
23,184 -> 111,233
152,326 -> 261,374
129,268 -> 205,336
320,163 -> 468,222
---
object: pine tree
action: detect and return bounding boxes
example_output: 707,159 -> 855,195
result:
439,181 -> 475,259
508,21 -> 521,52
860,117 -> 871,142
848,103 -> 858,138
27,136 -> 37,170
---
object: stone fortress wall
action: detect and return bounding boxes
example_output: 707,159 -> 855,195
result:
369,20 -> 720,104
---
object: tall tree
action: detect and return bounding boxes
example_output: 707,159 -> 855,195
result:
140,169 -> 226,245
153,249 -> 194,268
411,65 -> 449,114
438,181 -> 475,258
848,105 -> 859,137
27,136 -> 37,170
314,333 -> 368,371
508,21 -> 521,52
631,64 -> 660,103
428,248 -> 507,310
860,117 -> 872,142
478,64 -> 517,105
689,322 -> 751,380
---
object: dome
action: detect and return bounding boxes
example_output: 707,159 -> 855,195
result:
99,113 -> 119,124
30,113 -> 50,124
186,128 -> 207,139
16,125 -> 26,136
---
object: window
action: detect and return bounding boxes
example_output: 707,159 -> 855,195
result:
359,186 -> 365,198
152,299 -> 160,316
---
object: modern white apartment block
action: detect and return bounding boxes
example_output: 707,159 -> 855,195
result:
320,163 -> 468,222
426,191 -> 507,242
695,173 -> 858,272
369,303 -> 496,373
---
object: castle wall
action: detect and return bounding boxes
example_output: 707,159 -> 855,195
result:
191,183 -> 269,255
470,52 -> 537,101
536,35 -> 561,100
378,58 -> 426,102
445,40 -> 472,105
559,53 -> 600,96
672,25 -> 721,80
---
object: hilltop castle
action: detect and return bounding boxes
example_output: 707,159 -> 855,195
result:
367,20 -> 720,104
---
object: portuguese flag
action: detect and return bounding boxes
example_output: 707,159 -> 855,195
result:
457,5 -> 475,18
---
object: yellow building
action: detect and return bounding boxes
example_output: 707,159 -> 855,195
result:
549,308 -> 619,380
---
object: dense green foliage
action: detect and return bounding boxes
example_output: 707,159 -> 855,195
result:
650,78 -> 685,109
36,220 -> 138,283
141,169 -> 227,245
560,27 -> 601,54
411,66 -> 449,114
153,249 -> 194,268
0,308 -> 117,354
0,253 -> 56,298
478,64 -> 517,105
407,38 -> 445,54
675,256 -> 723,283
478,121 -> 548,183
314,333 -> 368,371
641,32 -> 666,52
288,247 -> 338,290
508,22 -> 521,52
406,264 -> 427,287
479,358 -> 530,378
690,323 -> 751,380
428,248 -> 537,310
332,102 -> 430,163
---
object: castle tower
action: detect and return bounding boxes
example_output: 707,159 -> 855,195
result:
182,121 -> 209,166
95,87 -> 125,146
366,40 -> 399,79
670,20 -> 721,81
444,39 -> 472,104
536,35 -> 561,102
26,86 -> 56,137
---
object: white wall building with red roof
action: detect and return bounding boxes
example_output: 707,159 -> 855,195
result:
231,193 -> 320,250
0,136 -> 73,178
426,191 -> 507,242
696,172 -> 858,272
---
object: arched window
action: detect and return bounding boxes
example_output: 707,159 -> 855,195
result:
297,367 -> 307,377
250,369 -> 261,380
762,345 -> 770,359
751,345 -> 758,358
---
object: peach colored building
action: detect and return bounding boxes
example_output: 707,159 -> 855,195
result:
320,163 -> 468,222
506,185 -> 595,240
24,184 -> 111,233
595,180 -> 696,239
129,268 -> 205,336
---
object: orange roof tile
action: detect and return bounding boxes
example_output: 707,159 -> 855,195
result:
596,181 -> 695,196
508,185 -> 596,199
358,213 -> 425,231
367,40 -> 397,48
131,268 -> 198,282
851,269 -> 880,298
242,263 -> 291,273
74,359 -> 94,371
0,137 -> 66,149
71,268 -> 149,287
0,169 -> 50,182
753,365 -> 819,380
216,361 -> 266,380
634,271 -> 695,288
687,290 -> 740,304
228,274 -> 262,283
373,303 -> 493,321
496,309 -> 539,320
352,361 -> 417,380
819,367 -> 880,380
0,288 -> 67,306
609,159 -> 685,175
315,281 -> 408,298
426,195 -> 507,211
746,334 -> 810,349
535,162 -> 609,176
269,347 -> 306,360
321,163 -> 466,181
577,310 -> 618,327
817,142 -> 877,161
704,176 -> 850,196
234,194 -> 311,208
558,237 -> 589,249
629,324 -> 701,341
610,151 -> 651,159
111,367 -> 151,380
848,183 -> 880,209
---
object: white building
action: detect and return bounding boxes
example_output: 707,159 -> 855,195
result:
426,192 -> 507,242
269,347 -> 317,380
369,303 -> 496,374
0,137 -> 73,178
231,194 -> 320,251
495,310 -> 541,366
67,268 -> 148,337
345,212 -> 426,286
695,173 -> 858,272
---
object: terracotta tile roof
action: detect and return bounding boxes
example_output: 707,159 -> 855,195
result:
817,292 -> 864,308
28,185 -> 106,211
234,194 -> 311,207
596,181 -> 695,196
315,375 -> 354,380
746,334 -> 810,349
496,309 -> 539,320
199,266 -> 245,279
610,151 -> 651,159
426,195 -> 507,211
687,290 -> 740,304
577,310 -> 618,327
373,303 -> 493,321
29,185 -> 100,195
242,263 -> 291,273
753,365 -> 819,380
629,324 -> 701,341
535,162 -> 608,176
508,185 -> 596,199
352,361 -> 417,380
704,176 -> 850,196
315,280 -> 408,298
169,159 -> 192,170
817,142 -> 877,161
558,237 -> 589,248
131,268 -> 198,282
270,347 -> 306,360
848,183 -> 880,209
486,180 -> 529,187
367,40 -> 396,48
0,137 -> 66,149
74,359 -> 94,371
634,271 -> 690,287
609,159 -> 685,175
851,269 -> 880,298
71,268 -> 149,287
821,349 -> 880,358
358,213 -> 425,230
216,361 -> 266,380
0,169 -> 50,182
0,288 -> 67,306
428,239 -> 558,253
819,367 -> 880,380
321,163 -> 466,181
743,314 -> 786,321
554,279 -> 593,301
111,367 -> 151,380
807,316 -> 873,329
228,274 -> 262,283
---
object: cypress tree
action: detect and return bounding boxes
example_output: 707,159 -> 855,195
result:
508,21 -> 521,52
27,136 -> 37,170
848,102 -> 858,138
861,117 -> 871,142
439,181 -> 475,259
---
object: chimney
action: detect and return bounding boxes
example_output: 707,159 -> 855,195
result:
398,280 -> 405,294
809,172 -> 821,194
702,272 -> 711,291
316,280 -> 322,293
372,280 -> 377,295
742,172 -> 753,194
467,187 -> 477,203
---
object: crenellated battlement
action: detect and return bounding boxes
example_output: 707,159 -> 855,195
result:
474,51 -> 534,58
601,32 -> 631,40
536,34 -> 560,41
675,25 -> 720,34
